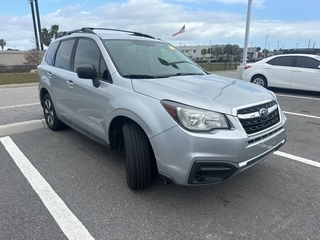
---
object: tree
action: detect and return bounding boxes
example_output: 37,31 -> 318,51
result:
230,44 -> 241,61
24,48 -> 44,65
213,46 -> 223,62
0,39 -> 6,50
41,24 -> 59,47
223,44 -> 233,62
201,48 -> 207,59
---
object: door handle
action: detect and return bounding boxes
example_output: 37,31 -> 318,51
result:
292,69 -> 301,73
67,80 -> 74,88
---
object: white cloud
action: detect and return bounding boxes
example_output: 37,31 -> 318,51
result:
0,0 -> 319,50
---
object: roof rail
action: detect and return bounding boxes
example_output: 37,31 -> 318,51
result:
58,28 -> 96,38
57,27 -> 155,39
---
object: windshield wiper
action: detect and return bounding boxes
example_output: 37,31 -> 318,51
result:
123,74 -> 168,79
158,58 -> 179,69
174,72 -> 205,76
123,74 -> 156,79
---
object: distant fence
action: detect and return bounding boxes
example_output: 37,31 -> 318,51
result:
0,65 -> 38,73
197,62 -> 240,72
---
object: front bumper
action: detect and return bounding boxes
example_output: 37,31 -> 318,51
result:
150,113 -> 287,186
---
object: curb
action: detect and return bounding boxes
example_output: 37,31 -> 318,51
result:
0,119 -> 47,137
0,83 -> 38,89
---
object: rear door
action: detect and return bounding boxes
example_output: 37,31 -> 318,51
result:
264,56 -> 294,88
50,38 -> 76,125
290,56 -> 320,91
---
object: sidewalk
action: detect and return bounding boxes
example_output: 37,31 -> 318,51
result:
0,84 -> 46,137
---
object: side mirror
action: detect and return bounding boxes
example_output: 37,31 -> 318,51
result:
76,64 -> 100,88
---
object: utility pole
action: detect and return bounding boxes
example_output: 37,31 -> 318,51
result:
28,0 -> 39,51
28,0 -> 43,51
34,0 -> 44,51
277,41 -> 279,50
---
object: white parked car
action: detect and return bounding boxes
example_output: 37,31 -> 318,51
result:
241,54 -> 320,92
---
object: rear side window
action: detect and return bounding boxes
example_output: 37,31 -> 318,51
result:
295,57 -> 320,69
54,39 -> 75,70
45,41 -> 59,65
267,56 -> 294,67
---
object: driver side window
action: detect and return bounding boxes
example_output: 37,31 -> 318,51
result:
74,38 -> 109,81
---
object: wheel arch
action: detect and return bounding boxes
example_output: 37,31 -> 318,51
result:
250,74 -> 268,88
39,87 -> 49,108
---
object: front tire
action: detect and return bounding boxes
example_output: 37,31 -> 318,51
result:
122,121 -> 152,190
251,75 -> 268,88
43,94 -> 65,131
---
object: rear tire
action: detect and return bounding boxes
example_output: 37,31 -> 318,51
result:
43,94 -> 65,131
122,121 -> 152,190
251,75 -> 268,88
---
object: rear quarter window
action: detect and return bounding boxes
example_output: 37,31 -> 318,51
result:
45,41 -> 59,65
295,56 -> 320,69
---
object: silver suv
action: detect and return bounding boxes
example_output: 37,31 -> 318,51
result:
38,28 -> 287,190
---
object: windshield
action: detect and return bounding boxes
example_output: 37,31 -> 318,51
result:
103,39 -> 206,78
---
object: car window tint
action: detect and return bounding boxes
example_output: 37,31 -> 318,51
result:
54,39 -> 75,70
267,56 -> 294,67
45,41 -> 59,65
295,56 -> 320,69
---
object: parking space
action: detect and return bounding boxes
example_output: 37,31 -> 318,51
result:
0,87 -> 319,239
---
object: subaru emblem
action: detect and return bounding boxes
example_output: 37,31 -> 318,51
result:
259,108 -> 269,118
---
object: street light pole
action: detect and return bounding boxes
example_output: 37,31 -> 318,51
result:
242,0 -> 252,65
264,35 -> 268,58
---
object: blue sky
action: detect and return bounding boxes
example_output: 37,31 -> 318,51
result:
0,0 -> 319,50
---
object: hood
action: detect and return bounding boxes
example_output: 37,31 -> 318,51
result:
132,74 -> 275,115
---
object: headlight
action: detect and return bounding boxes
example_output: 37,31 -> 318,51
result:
161,100 -> 230,132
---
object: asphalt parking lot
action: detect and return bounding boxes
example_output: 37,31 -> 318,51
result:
0,77 -> 319,239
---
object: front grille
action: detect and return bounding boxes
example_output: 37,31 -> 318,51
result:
238,101 -> 280,135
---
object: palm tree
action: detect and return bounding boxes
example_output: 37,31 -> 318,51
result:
41,25 -> 59,47
230,45 -> 241,61
223,44 -> 233,62
213,46 -> 223,62
50,25 -> 59,39
0,39 -> 6,50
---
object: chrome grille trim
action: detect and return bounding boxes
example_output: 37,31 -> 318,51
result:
237,101 -> 280,135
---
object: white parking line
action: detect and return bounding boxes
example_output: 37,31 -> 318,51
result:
0,136 -> 94,240
283,111 -> 320,120
275,151 -> 320,168
0,103 -> 40,110
276,94 -> 320,101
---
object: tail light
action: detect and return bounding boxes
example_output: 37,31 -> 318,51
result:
244,65 -> 251,70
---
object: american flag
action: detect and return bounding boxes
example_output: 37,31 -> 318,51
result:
172,25 -> 185,36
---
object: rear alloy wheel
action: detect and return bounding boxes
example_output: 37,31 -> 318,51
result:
122,121 -> 152,190
251,75 -> 267,88
43,94 -> 64,131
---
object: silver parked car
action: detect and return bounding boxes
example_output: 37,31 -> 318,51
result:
241,54 -> 320,92
38,28 -> 287,190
